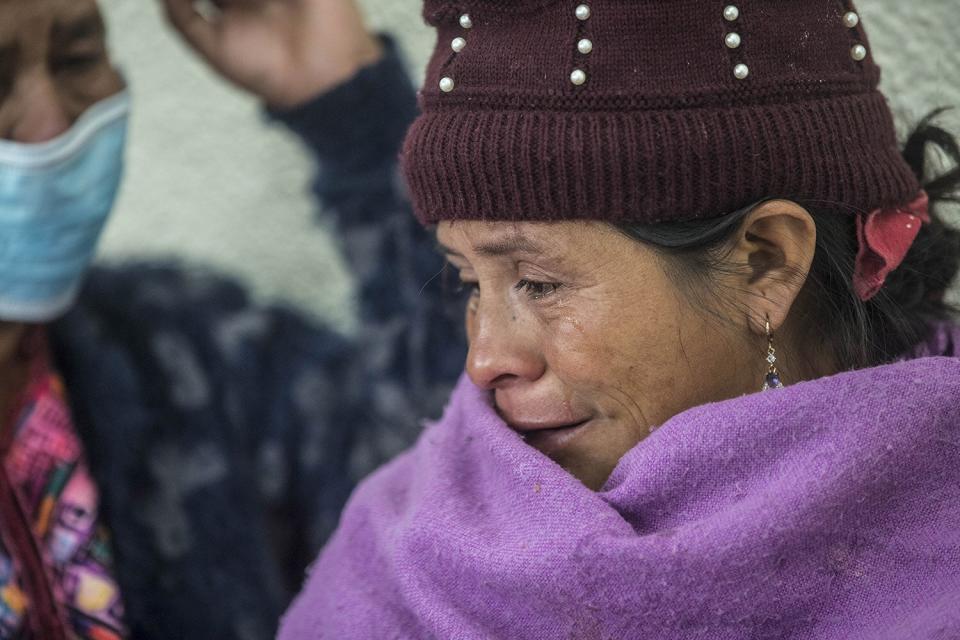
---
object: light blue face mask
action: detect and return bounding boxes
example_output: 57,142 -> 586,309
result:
0,90 -> 130,322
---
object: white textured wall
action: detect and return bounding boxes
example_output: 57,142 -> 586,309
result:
97,1 -> 960,328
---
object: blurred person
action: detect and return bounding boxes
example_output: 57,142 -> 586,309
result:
0,0 -> 461,637
276,0 -> 960,638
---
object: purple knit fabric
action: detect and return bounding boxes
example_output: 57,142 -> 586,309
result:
279,327 -> 960,639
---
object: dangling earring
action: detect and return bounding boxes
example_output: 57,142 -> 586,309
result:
761,318 -> 785,391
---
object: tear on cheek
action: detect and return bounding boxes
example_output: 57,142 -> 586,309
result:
560,315 -> 586,336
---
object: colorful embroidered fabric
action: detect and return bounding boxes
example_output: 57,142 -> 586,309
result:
0,333 -> 126,639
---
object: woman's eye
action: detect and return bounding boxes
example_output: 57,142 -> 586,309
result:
456,281 -> 480,296
515,279 -> 562,300
52,53 -> 102,73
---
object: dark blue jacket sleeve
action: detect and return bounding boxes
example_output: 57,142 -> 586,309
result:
271,37 -> 468,451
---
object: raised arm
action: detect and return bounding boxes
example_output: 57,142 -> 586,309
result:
160,0 -> 466,426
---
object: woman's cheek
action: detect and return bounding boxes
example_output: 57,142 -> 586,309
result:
543,311 -> 612,386
549,297 -> 675,381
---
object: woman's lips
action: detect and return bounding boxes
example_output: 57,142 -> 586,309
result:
508,419 -> 593,456
506,418 -> 590,432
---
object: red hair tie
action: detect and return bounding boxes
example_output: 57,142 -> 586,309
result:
853,191 -> 930,302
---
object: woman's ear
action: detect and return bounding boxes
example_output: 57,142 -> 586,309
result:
726,200 -> 817,336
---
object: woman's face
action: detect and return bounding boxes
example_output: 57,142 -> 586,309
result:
438,220 -> 761,490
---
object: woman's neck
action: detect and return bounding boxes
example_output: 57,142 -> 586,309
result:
777,314 -> 842,385
0,323 -> 29,432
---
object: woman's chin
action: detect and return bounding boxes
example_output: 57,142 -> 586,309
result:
538,418 -> 642,491
560,455 -> 618,492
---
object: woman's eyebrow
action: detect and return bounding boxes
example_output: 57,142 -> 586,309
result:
53,11 -> 105,42
473,235 -> 544,257
435,241 -> 463,259
436,234 -> 545,259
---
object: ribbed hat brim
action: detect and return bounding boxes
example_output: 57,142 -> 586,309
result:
402,90 -> 919,225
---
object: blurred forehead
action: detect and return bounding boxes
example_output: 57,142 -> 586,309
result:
0,0 -> 102,40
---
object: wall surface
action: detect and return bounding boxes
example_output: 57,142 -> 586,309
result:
97,0 -> 960,328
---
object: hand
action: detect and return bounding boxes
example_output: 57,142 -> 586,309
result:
160,0 -> 384,109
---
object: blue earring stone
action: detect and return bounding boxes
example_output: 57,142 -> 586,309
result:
762,372 -> 784,391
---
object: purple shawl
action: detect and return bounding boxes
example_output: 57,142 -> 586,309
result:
280,330 -> 960,639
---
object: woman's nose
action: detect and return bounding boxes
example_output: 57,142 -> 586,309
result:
7,72 -> 71,143
465,299 -> 546,391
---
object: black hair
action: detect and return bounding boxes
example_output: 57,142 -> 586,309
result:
617,108 -> 960,372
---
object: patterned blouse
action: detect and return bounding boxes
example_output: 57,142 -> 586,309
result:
0,331 -> 126,639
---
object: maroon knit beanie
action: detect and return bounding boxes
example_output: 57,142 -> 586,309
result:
400,0 -> 921,226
